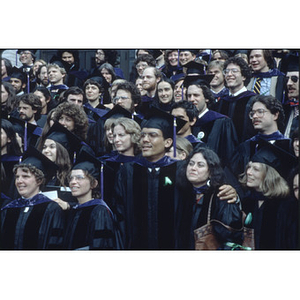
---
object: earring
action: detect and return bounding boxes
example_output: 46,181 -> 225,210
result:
207,179 -> 211,187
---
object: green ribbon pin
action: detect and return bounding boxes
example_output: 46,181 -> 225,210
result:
164,177 -> 172,186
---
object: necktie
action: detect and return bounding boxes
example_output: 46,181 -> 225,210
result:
253,77 -> 262,94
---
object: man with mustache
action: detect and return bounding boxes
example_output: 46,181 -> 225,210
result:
230,94 -> 293,178
17,93 -> 42,125
283,54 -> 299,138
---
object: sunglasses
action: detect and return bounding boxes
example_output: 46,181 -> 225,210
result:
286,75 -> 299,83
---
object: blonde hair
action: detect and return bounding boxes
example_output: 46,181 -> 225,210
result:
175,137 -> 193,157
239,162 -> 290,198
111,117 -> 142,155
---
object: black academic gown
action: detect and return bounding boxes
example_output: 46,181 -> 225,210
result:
229,133 -> 292,177
0,194 -> 64,250
176,186 -> 243,249
241,192 -> 295,250
112,156 -> 185,250
192,110 -> 239,167
216,90 -> 256,143
1,154 -> 22,198
100,153 -> 141,208
63,199 -> 115,250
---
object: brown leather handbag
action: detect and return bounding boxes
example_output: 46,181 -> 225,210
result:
194,194 -> 255,250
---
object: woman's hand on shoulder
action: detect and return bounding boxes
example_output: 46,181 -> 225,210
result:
52,198 -> 70,210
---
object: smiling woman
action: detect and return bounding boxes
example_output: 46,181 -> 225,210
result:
0,146 -> 64,250
63,150 -> 121,250
238,141 -> 298,249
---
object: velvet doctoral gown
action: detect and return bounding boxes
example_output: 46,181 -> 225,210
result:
192,110 -> 239,167
241,193 -> 296,250
63,199 -> 116,250
175,186 -> 243,249
0,194 -> 64,250
215,90 -> 256,143
112,157 -> 186,250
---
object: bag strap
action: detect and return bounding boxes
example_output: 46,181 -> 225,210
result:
206,193 -> 214,224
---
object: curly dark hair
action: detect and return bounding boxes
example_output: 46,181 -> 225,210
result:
171,100 -> 198,122
114,80 -> 141,107
13,163 -> 45,188
176,144 -> 225,191
134,54 -> 156,67
249,94 -> 285,126
18,93 -> 42,121
223,56 -> 252,86
52,102 -> 89,141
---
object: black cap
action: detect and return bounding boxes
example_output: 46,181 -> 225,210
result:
10,67 -> 26,83
184,60 -> 206,75
21,145 -> 58,177
286,54 -> 299,72
183,74 -> 214,88
141,106 -> 186,139
170,73 -> 185,83
101,104 -> 133,120
151,49 -> 164,60
72,149 -> 101,179
251,139 -> 298,178
8,116 -> 40,138
45,121 -> 83,154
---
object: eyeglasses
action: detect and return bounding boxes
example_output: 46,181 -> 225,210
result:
136,63 -> 148,69
68,175 -> 86,182
223,68 -> 240,75
113,96 -> 130,103
141,132 -> 162,139
249,109 -> 268,119
286,75 -> 299,83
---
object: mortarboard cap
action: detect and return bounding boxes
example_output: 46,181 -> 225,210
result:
184,60 -> 206,75
10,67 -> 26,83
183,74 -> 214,88
45,121 -> 83,154
72,149 -> 101,179
286,54 -> 299,72
8,116 -> 40,138
151,49 -> 164,60
170,73 -> 185,83
141,106 -> 186,139
21,145 -> 58,177
251,139 -> 298,178
101,104 -> 133,120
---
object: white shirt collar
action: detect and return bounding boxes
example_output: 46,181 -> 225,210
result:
198,108 -> 209,119
229,86 -> 247,97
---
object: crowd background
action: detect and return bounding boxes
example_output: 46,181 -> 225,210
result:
1,47 -> 299,298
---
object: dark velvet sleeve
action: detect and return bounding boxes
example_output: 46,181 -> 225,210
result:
89,205 -> 115,250
211,194 -> 244,245
207,117 -> 239,168
38,201 -> 65,249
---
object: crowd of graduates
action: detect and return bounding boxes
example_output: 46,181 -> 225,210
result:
0,48 -> 299,250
